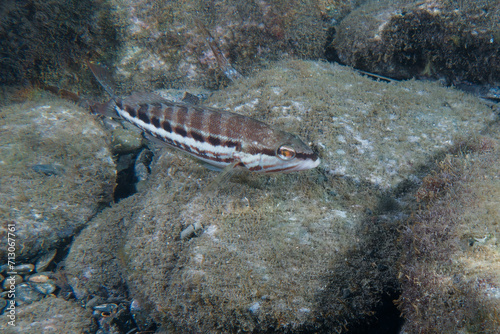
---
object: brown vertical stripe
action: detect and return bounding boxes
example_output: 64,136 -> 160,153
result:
138,104 -> 150,124
225,115 -> 245,140
150,103 -> 163,118
176,105 -> 188,126
163,105 -> 174,123
125,105 -> 137,117
207,111 -> 224,137
188,107 -> 205,133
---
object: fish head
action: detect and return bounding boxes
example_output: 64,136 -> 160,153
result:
240,130 -> 320,173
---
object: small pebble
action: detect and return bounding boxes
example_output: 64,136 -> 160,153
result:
31,164 -> 65,176
180,225 -> 195,240
35,249 -> 57,272
2,275 -> 23,290
180,222 -> 203,240
28,273 -> 50,283
13,264 -> 35,274
31,281 -> 56,295
93,303 -> 118,313
16,283 -> 44,305
130,299 -> 153,331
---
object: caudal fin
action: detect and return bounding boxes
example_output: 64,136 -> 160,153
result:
87,61 -> 118,99
88,100 -> 120,118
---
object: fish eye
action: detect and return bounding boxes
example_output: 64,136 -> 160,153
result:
276,145 -> 296,161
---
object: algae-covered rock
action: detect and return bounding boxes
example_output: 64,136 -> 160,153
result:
328,0 -> 500,85
64,59 -> 496,332
64,196 -> 137,301
398,125 -> 500,333
0,297 -> 96,333
0,0 -> 118,87
1,0 -> 331,97
316,0 -> 365,23
0,94 -> 116,260
206,60 -> 495,188
106,149 -> 392,333
105,0 -> 328,92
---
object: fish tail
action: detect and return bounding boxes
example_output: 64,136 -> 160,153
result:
88,100 -> 119,118
87,61 -> 118,100
87,61 -> 121,118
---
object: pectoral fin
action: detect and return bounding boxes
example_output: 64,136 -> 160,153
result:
204,161 -> 241,196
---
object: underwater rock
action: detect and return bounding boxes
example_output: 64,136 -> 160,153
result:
64,59 -> 497,332
31,281 -> 57,295
0,297 -> 96,333
316,0 -> 365,23
64,196 -> 136,302
0,94 -> 116,260
104,0 -> 328,92
1,275 -> 22,291
9,264 -> 34,275
0,0 -> 118,88
109,126 -> 145,154
207,59 -> 496,188
328,0 -> 500,85
34,249 -> 57,273
15,283 -> 44,306
108,149 -> 392,333
397,126 -> 500,333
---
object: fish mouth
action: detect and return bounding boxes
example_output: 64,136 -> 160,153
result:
262,156 -> 320,173
288,156 -> 321,172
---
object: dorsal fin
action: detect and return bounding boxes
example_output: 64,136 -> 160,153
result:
123,92 -> 171,105
181,92 -> 201,105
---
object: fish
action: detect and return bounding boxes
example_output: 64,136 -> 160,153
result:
88,62 -> 320,173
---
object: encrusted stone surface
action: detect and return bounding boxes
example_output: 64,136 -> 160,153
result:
207,60 -> 495,188
66,147 -> 391,332
107,0 -> 329,92
398,126 -> 500,333
0,297 -> 95,333
328,0 -> 500,85
0,94 -> 116,260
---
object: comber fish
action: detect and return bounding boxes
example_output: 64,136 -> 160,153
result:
88,62 -> 320,173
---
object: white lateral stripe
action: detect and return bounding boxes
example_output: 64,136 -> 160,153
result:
118,106 -> 237,159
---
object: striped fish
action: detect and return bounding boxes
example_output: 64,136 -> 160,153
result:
88,63 -> 320,173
